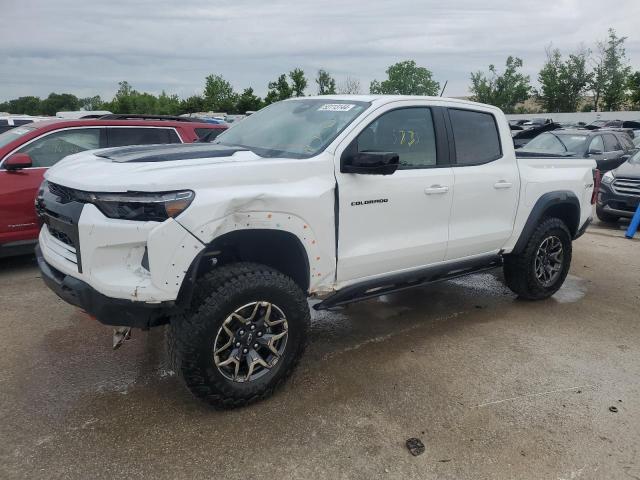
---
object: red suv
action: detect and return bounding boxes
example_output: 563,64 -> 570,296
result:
0,115 -> 227,257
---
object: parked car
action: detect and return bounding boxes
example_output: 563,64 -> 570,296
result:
0,115 -> 49,134
0,115 -> 227,257
596,152 -> 640,223
36,96 -> 595,408
517,129 -> 637,172
512,119 -> 561,148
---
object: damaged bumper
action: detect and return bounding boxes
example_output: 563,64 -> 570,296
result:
37,245 -> 172,328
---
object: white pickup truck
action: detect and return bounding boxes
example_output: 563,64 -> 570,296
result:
36,95 -> 596,408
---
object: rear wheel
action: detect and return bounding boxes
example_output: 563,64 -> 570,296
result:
503,218 -> 572,300
169,263 -> 309,408
596,206 -> 619,224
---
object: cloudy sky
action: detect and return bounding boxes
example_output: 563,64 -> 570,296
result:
1,0 -> 639,102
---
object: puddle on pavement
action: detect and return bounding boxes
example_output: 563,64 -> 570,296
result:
552,274 -> 588,303
449,272 -> 512,295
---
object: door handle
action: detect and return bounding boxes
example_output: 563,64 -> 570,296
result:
494,180 -> 513,190
424,185 -> 449,195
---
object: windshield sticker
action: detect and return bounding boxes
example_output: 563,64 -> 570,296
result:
318,103 -> 355,112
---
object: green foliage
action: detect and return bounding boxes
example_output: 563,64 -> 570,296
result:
370,60 -> 439,96
599,29 -> 631,111
289,68 -> 307,97
40,93 -> 80,115
265,74 -> 293,105
537,48 -> 591,113
628,71 -> 640,109
204,74 -> 237,113
79,95 -> 103,111
4,96 -> 42,115
316,69 -> 337,95
179,95 -> 206,114
236,88 -> 263,113
469,56 -> 531,113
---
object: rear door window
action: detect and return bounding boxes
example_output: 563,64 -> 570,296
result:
16,128 -> 103,167
448,109 -> 502,165
619,134 -> 634,150
603,134 -> 622,152
195,128 -> 223,141
107,127 -> 179,147
588,136 -> 604,153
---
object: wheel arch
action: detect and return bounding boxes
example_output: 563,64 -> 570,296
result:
511,191 -> 581,255
185,229 -> 311,294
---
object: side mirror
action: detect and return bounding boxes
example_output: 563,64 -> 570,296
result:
341,151 -> 399,175
4,153 -> 33,171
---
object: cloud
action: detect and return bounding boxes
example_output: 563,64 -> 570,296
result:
0,0 -> 638,101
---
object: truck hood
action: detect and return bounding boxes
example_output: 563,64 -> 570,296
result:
45,143 -> 268,192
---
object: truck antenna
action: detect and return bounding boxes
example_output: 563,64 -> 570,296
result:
439,80 -> 448,97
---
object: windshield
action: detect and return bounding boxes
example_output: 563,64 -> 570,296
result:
213,99 -> 370,158
0,125 -> 36,149
521,133 -> 588,154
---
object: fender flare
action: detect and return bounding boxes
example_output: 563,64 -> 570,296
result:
511,191 -> 580,255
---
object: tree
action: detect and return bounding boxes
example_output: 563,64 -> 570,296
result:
537,47 -> 591,112
235,87 -> 263,113
316,69 -> 336,95
469,56 -> 531,113
369,60 -> 439,96
156,91 -> 181,115
79,95 -> 103,111
265,74 -> 292,104
289,68 -> 307,97
337,76 -> 361,94
628,71 -> 640,109
204,74 -> 237,113
179,95 -> 206,114
40,93 -> 80,116
6,96 -> 42,115
600,28 -> 631,111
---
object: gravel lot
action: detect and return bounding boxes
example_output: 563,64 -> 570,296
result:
1,220 -> 639,480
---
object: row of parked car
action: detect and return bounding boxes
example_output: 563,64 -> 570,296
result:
0,114 -> 227,257
510,118 -> 640,224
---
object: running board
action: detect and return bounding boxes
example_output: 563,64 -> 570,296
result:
314,254 -> 503,310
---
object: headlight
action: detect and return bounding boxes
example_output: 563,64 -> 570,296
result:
602,171 -> 614,185
79,190 -> 195,221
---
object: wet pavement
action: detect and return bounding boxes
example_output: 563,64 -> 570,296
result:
1,221 -> 639,479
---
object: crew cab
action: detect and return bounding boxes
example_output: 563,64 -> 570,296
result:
0,115 -> 226,257
36,96 -> 595,408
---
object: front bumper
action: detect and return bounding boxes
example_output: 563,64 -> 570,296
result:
37,245 -> 172,328
597,181 -> 639,218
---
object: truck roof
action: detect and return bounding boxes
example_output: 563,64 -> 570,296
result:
296,94 -> 500,111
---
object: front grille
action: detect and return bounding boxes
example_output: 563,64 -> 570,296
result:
612,177 -> 640,196
48,182 -> 82,204
48,224 -> 74,246
40,181 -> 84,272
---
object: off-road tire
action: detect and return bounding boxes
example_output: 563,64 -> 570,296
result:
169,262 -> 310,408
503,217 -> 572,300
596,206 -> 619,224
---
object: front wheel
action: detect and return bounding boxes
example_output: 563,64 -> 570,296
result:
503,217 -> 572,300
169,263 -> 310,408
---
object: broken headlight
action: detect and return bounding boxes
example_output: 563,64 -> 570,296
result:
80,190 -> 195,222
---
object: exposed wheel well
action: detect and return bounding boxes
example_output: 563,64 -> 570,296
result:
543,202 -> 579,237
198,229 -> 310,292
511,191 -> 581,255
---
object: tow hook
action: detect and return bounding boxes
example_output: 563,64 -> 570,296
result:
112,327 -> 132,350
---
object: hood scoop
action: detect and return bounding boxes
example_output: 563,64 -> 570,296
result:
95,143 -> 249,163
